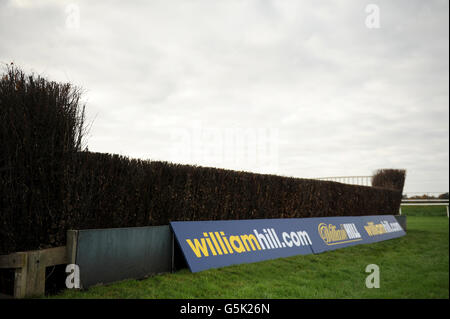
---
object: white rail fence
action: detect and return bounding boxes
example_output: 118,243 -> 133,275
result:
314,176 -> 372,186
400,199 -> 449,218
313,176 -> 449,218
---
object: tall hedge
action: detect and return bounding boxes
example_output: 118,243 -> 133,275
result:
0,65 -> 86,255
0,66 -> 404,256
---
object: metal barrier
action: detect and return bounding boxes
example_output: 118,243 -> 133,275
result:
67,226 -> 174,289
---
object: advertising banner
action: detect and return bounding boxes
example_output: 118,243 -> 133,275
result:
298,215 -> 406,254
360,215 -> 407,243
170,215 -> 405,273
299,216 -> 371,254
170,219 -> 315,272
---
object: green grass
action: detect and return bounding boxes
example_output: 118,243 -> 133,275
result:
400,205 -> 448,217
51,215 -> 449,299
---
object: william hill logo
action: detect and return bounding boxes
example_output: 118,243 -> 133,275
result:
364,220 -> 403,236
318,222 -> 362,245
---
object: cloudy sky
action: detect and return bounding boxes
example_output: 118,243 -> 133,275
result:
1,0 -> 448,194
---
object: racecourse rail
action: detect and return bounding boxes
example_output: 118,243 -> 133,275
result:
400,199 -> 449,218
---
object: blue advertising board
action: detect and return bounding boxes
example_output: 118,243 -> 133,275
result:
359,215 -> 406,243
297,215 -> 406,254
170,219 -> 314,272
170,215 -> 405,273
298,216 -> 372,254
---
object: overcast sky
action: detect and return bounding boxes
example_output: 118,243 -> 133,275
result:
1,0 -> 448,194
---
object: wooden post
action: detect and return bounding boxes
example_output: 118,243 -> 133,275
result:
13,253 -> 28,299
66,230 -> 79,265
22,250 -> 46,298
0,247 -> 67,298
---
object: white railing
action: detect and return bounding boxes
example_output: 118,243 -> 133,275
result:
400,199 -> 449,218
314,177 -> 449,217
314,176 -> 372,186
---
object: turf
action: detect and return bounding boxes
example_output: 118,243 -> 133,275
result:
400,205 -> 448,217
51,212 -> 449,299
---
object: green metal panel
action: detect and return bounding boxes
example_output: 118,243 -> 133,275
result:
73,225 -> 172,288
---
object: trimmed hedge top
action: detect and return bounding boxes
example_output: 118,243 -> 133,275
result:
372,169 -> 406,193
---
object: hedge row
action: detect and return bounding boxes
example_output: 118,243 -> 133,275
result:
1,150 -> 403,255
0,66 -> 404,256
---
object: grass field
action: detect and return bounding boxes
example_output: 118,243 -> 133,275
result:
400,205 -> 448,217
51,207 -> 449,299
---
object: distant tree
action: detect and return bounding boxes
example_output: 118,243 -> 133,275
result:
438,192 -> 449,200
